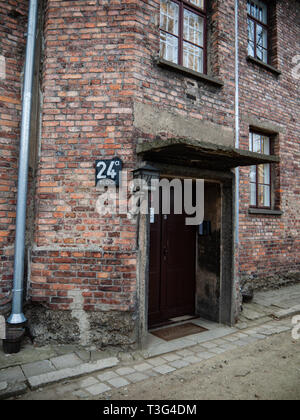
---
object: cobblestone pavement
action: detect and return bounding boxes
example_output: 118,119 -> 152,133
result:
253,284 -> 300,309
0,284 -> 299,400
15,317 -> 296,400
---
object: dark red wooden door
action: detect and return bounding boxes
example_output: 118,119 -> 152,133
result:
148,186 -> 196,328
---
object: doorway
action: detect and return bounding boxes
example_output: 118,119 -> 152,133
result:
137,167 -> 235,348
148,182 -> 197,328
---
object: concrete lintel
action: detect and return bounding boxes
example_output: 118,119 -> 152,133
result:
243,114 -> 286,135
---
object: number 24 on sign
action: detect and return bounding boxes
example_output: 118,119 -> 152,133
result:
97,160 -> 119,180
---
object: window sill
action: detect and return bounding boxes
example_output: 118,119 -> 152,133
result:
246,56 -> 282,76
157,58 -> 224,88
248,208 -> 283,216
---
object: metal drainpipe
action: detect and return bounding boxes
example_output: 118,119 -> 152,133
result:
235,0 -> 240,246
7,0 -> 39,325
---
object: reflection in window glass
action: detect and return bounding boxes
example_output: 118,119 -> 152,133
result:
189,0 -> 204,9
264,185 -> 271,207
160,0 -> 206,74
160,32 -> 179,63
256,25 -> 268,62
183,42 -> 203,72
249,132 -> 272,208
184,10 -> 204,47
264,164 -> 270,185
263,136 -> 270,154
247,0 -> 268,63
250,182 -> 257,206
248,0 -> 267,24
160,0 -> 179,35
253,133 -> 262,153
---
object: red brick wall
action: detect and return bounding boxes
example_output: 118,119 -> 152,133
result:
238,0 -> 300,288
30,0 -> 138,312
30,0 -> 241,313
130,0 -> 299,289
1,0 -> 299,323
131,0 -> 236,132
0,0 -> 28,314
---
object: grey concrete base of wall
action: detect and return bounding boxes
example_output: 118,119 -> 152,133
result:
25,304 -> 138,350
241,271 -> 300,292
88,311 -> 137,349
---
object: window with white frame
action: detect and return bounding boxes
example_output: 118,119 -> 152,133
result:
247,0 -> 268,64
160,0 -> 207,74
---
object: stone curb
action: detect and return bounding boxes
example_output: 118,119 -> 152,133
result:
0,382 -> 28,400
28,357 -> 119,390
272,305 -> 300,320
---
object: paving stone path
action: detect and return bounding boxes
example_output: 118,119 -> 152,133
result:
55,318 -> 292,399
0,284 -> 299,400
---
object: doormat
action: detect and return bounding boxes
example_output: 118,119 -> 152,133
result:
150,316 -> 199,330
151,323 -> 208,341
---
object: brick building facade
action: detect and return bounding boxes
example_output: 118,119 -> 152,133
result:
0,0 -> 299,349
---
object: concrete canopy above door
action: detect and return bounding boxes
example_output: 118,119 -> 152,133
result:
136,138 -> 279,170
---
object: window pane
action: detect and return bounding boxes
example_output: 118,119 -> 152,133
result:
160,0 -> 179,36
262,136 -> 270,155
248,19 -> 255,43
247,1 -> 251,14
256,24 -> 268,62
257,164 -> 264,184
253,134 -> 262,153
263,185 -> 271,207
258,1 -> 267,24
184,10 -> 204,47
160,32 -> 179,64
264,164 -> 270,185
249,133 -> 253,152
249,132 -> 272,208
189,0 -> 204,8
256,46 -> 267,63
248,0 -> 267,24
258,183 -> 270,207
183,42 -> 203,73
248,19 -> 255,57
258,184 -> 264,207
250,183 -> 257,206
250,165 -> 256,183
256,25 -> 267,48
248,41 -> 255,57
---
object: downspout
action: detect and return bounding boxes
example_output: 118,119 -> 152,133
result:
235,0 -> 240,245
7,0 -> 39,325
